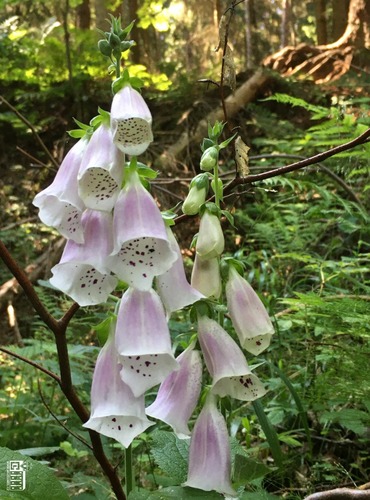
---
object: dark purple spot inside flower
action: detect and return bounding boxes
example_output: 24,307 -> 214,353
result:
112,418 -> 116,422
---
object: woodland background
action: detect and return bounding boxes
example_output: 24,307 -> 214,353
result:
0,0 -> 370,499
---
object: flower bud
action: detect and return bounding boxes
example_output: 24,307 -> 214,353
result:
182,185 -> 207,215
196,210 -> 224,259
200,146 -> 218,171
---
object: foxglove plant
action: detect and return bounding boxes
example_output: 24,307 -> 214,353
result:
33,137 -> 88,243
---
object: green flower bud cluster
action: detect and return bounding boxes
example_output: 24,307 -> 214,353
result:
200,146 -> 219,172
98,17 -> 135,62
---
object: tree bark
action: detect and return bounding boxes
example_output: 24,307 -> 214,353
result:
331,0 -> 350,41
76,0 -> 90,30
315,0 -> 328,44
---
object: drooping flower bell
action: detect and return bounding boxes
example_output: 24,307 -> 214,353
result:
226,265 -> 274,356
106,166 -> 177,290
49,210 -> 117,306
197,315 -> 266,401
115,287 -> 179,397
146,342 -> 202,438
155,228 -> 204,316
83,321 -> 153,448
111,84 -> 153,156
191,254 -> 222,299
33,137 -> 88,243
77,123 -> 125,212
183,394 -> 237,497
196,209 -> 224,260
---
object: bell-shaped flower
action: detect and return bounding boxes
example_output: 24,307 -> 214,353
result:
197,316 -> 266,401
191,254 -> 221,299
183,394 -> 236,497
111,84 -> 153,156
83,322 -> 153,448
49,210 -> 117,306
115,287 -> 179,397
77,123 -> 125,211
155,228 -> 204,315
33,138 -> 88,243
106,168 -> 177,290
146,342 -> 202,438
196,210 -> 224,259
226,266 -> 274,356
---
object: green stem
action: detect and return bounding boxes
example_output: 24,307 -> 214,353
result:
125,444 -> 133,496
213,162 -> 220,208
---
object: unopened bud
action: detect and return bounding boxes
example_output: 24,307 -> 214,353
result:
200,146 -> 218,171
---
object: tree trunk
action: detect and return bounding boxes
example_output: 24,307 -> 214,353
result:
76,0 -> 90,30
263,0 -> 370,82
331,0 -> 350,41
280,0 -> 293,47
315,0 -> 327,44
244,0 -> 253,68
94,0 -> 108,30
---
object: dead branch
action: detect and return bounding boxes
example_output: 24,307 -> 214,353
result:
304,487 -> 370,499
157,69 -> 271,172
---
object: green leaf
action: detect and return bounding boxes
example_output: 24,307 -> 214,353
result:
150,431 -> 189,483
233,455 -> 271,485
240,492 -> 281,500
15,447 -> 60,458
0,447 -> 69,499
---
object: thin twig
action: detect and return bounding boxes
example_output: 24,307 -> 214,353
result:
37,379 -> 93,450
0,95 -> 58,168
0,346 -> 61,383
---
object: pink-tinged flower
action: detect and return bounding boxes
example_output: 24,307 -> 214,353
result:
155,229 -> 204,315
49,210 -> 117,306
146,343 -> 202,438
191,254 -> 221,299
111,84 -> 153,156
106,169 -> 177,290
196,210 -> 224,260
77,123 -> 125,211
115,287 -> 179,397
83,322 -> 153,448
226,266 -> 274,356
198,316 -> 266,401
33,138 -> 88,243
183,394 -> 237,497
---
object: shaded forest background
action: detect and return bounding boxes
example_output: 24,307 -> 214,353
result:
1,0 -> 370,499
